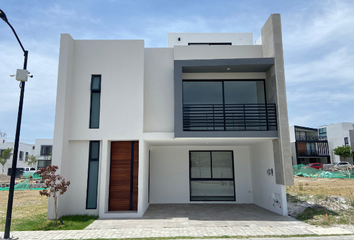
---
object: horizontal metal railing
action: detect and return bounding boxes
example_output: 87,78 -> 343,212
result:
298,150 -> 319,156
296,136 -> 328,142
183,103 -> 277,131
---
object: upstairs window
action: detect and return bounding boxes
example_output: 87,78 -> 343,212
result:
319,127 -> 327,139
19,151 -> 24,161
90,75 -> 101,129
41,145 -> 52,156
25,152 -> 29,161
345,137 -> 349,146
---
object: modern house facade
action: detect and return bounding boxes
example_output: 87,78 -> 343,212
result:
34,139 -> 53,169
289,126 -> 330,165
51,14 -> 293,219
318,122 -> 354,164
0,137 -> 35,174
0,138 -> 53,174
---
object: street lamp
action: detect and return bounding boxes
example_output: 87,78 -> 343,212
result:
0,9 -> 30,239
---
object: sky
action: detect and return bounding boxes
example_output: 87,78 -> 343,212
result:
0,0 -> 353,143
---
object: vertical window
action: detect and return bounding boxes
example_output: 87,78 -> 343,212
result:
86,141 -> 100,209
319,127 -> 327,139
90,75 -> 101,129
19,151 -> 24,160
344,137 -> 349,146
25,152 -> 29,161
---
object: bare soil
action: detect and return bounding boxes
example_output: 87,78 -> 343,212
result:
0,174 -> 11,183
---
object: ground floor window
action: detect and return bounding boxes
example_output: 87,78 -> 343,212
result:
189,151 -> 235,201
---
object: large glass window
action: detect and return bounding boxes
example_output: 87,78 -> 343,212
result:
86,141 -> 100,209
90,75 -> 101,129
40,145 -> 52,156
183,80 -> 269,131
190,151 -> 235,201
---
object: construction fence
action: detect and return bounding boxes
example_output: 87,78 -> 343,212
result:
293,164 -> 354,179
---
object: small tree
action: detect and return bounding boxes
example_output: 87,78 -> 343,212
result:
0,148 -> 13,174
26,154 -> 38,166
37,165 -> 70,224
333,145 -> 354,162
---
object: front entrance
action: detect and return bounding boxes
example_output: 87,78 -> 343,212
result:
109,141 -> 139,211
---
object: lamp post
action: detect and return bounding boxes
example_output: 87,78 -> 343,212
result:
0,9 -> 30,239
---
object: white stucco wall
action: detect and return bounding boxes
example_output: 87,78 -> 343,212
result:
34,139 -> 53,160
144,48 -> 174,132
57,140 -> 99,217
150,145 -> 253,204
326,122 -> 354,163
168,33 -> 253,47
174,45 -> 263,60
250,140 -> 287,216
0,141 -> 35,174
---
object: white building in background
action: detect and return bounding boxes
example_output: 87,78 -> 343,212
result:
34,139 -> 53,169
318,122 -> 354,164
0,138 -> 53,174
51,14 -> 293,220
0,138 -> 35,174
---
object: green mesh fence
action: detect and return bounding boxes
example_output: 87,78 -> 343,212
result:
0,179 -> 45,191
22,173 -> 42,179
293,164 -> 354,179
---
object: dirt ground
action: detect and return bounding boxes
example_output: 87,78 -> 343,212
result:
0,174 -> 11,182
287,176 -> 354,199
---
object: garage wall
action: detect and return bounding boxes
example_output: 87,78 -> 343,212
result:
250,140 -> 287,216
150,145 -> 252,204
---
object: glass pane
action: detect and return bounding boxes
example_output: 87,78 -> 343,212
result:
212,152 -> 233,178
183,81 -> 223,104
87,161 -> 99,209
190,181 -> 235,201
224,81 -> 265,104
190,152 -> 211,178
91,76 -> 101,91
90,92 -> 101,128
90,141 -> 99,160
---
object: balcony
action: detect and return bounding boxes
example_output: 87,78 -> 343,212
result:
183,103 -> 277,131
298,150 -> 319,156
296,136 -> 328,142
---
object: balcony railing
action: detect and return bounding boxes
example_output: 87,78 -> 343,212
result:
296,136 -> 328,142
183,103 -> 277,131
298,150 -> 319,156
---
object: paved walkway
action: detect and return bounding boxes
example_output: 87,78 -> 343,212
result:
1,204 -> 354,239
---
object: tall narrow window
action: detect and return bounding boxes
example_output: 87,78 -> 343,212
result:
86,141 -> 100,209
344,137 -> 349,147
90,75 -> 101,129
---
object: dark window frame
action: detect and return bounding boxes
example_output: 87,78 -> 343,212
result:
189,150 -> 236,201
89,75 -> 101,129
19,151 -> 24,161
86,141 -> 100,209
40,145 -> 52,156
344,137 -> 349,146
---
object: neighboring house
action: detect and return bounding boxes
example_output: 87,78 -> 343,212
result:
0,138 -> 35,174
34,139 -> 53,169
51,14 -> 293,219
289,126 -> 330,165
318,122 -> 354,164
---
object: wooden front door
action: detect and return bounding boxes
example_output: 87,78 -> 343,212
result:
109,141 -> 139,211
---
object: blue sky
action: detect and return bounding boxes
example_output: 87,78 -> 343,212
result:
0,0 -> 353,143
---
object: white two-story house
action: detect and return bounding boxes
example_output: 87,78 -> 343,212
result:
51,14 -> 294,219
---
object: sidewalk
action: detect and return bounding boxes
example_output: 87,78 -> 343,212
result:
1,225 -> 353,240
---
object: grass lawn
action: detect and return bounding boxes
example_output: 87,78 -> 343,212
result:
0,190 -> 97,231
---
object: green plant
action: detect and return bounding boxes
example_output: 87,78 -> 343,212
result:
333,145 -> 354,161
26,154 -> 38,166
37,165 -> 71,225
0,148 -> 13,174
